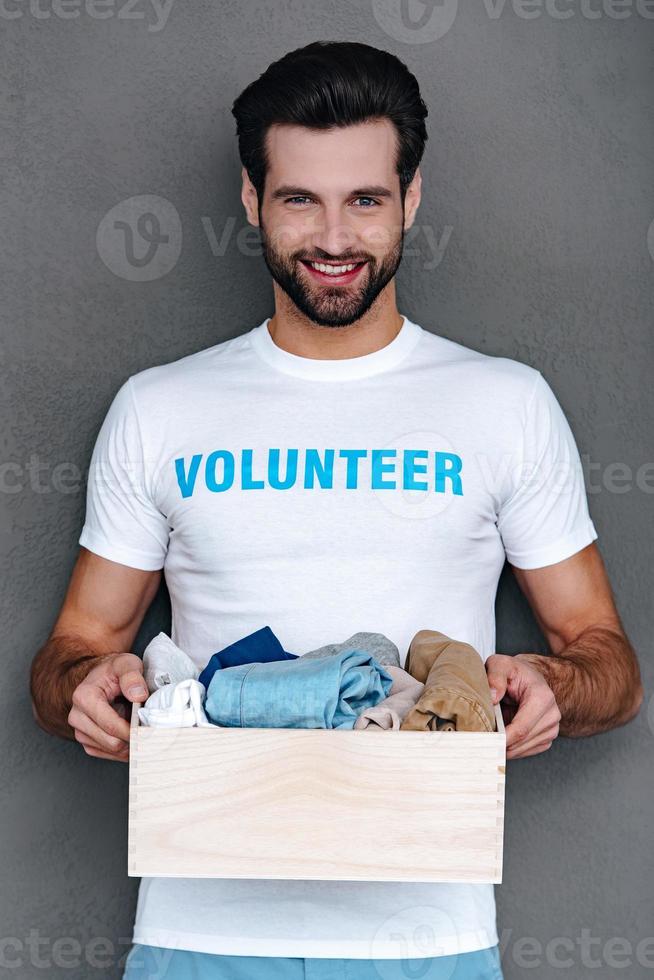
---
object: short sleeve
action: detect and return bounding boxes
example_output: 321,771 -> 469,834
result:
497,371 -> 598,569
78,377 -> 168,570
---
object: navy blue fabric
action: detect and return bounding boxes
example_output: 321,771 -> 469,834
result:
198,625 -> 298,690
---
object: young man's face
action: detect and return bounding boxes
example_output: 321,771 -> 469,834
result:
242,119 -> 421,327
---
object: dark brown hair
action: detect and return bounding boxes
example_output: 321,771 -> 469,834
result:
232,40 -> 428,201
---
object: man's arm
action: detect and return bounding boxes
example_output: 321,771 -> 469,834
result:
486,542 -> 643,758
30,547 -> 161,755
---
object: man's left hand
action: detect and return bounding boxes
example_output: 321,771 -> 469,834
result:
485,653 -> 561,759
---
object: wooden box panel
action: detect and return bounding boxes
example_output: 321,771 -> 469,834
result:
128,702 -> 505,882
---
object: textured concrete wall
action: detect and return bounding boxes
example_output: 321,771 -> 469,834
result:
2,2 -> 652,977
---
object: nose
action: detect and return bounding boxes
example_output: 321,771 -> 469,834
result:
308,204 -> 359,259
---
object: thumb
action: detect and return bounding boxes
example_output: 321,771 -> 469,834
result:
113,652 -> 149,702
485,656 -> 510,704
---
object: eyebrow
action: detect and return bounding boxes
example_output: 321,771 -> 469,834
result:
270,185 -> 394,201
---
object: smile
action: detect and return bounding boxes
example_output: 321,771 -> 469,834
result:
300,259 -> 367,283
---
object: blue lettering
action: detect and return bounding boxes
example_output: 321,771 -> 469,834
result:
242,449 -> 265,490
403,450 -> 429,490
304,449 -> 335,489
174,454 -> 202,499
268,448 -> 298,490
371,449 -> 397,489
338,449 -> 367,489
174,447 -> 464,498
205,450 -> 235,492
435,452 -> 463,495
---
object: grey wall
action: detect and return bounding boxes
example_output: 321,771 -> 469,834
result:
2,1 -> 652,977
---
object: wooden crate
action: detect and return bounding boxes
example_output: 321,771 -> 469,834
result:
128,701 -> 505,882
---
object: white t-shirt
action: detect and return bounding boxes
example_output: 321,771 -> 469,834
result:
79,313 -> 597,960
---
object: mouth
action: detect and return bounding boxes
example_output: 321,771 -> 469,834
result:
299,259 -> 368,285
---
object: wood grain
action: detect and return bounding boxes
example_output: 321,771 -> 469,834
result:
129,702 -> 505,882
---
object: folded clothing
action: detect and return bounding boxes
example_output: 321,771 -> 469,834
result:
400,630 -> 496,733
198,626 -> 298,691
142,632 -> 199,694
138,679 -> 212,728
205,649 -> 394,729
353,665 -> 424,731
302,631 -> 400,668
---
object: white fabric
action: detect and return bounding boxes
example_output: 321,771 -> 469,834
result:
142,631 -> 199,694
79,313 -> 597,960
137,678 -> 211,728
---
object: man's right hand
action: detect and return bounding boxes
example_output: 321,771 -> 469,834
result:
68,652 -> 149,763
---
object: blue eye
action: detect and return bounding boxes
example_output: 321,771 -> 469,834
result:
284,196 -> 380,207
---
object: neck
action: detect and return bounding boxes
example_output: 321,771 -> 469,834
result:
267,283 -> 404,361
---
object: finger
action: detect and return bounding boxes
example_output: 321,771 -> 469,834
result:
87,652 -> 145,702
75,726 -> 129,757
112,656 -> 149,703
506,720 -> 560,758
92,652 -> 148,704
505,702 -> 557,742
71,685 -> 131,743
76,730 -> 129,761
81,741 -> 129,763
485,655 -> 512,704
508,738 -> 554,760
504,687 -> 554,749
69,705 -> 130,755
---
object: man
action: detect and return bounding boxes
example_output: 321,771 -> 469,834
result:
30,40 -> 642,980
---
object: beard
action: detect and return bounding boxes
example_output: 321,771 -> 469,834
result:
258,219 -> 405,328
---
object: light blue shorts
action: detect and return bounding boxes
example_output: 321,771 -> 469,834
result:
122,942 -> 504,979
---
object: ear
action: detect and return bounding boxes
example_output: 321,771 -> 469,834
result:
403,167 -> 422,231
241,167 -> 260,227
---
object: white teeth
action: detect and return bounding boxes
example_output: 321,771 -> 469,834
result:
309,261 -> 359,275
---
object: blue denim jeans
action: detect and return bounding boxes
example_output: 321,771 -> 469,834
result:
204,648 -> 393,728
123,943 -> 504,979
